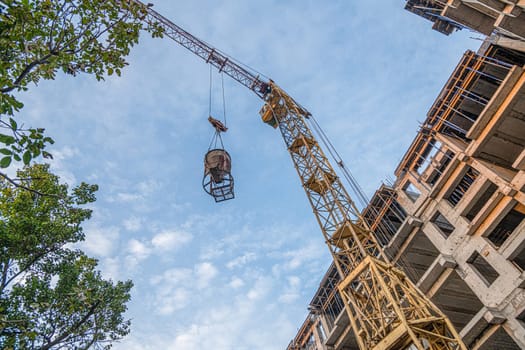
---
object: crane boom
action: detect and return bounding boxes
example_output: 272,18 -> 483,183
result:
125,1 -> 467,349
135,1 -> 268,98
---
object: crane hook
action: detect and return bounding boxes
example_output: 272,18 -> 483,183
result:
208,116 -> 228,133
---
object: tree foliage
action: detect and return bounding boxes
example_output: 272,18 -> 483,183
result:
0,2 -> 165,345
0,164 -> 133,349
0,0 -> 163,167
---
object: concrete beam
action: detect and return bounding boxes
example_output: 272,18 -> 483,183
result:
325,309 -> 349,347
493,36 -> 525,54
417,255 -> 449,293
484,308 -> 507,323
443,2 -> 495,34
459,306 -> 490,347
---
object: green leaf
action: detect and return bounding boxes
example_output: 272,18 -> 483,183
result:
22,150 -> 31,165
0,156 -> 12,168
0,134 -> 16,145
9,118 -> 18,130
0,148 -> 12,155
43,137 -> 55,145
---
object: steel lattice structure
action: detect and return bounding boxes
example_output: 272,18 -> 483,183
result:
124,1 -> 468,348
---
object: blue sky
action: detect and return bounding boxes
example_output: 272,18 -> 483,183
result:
17,1 -> 481,349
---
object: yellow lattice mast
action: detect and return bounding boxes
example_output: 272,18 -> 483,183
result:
122,1 -> 468,348
261,83 -> 465,350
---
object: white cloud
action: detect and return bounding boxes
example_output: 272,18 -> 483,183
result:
199,242 -> 225,260
171,325 -> 199,349
128,239 -> 151,257
157,288 -> 191,315
80,225 -> 119,257
226,252 -> 256,269
282,241 -> 324,271
116,192 -> 143,202
150,268 -> 193,313
195,262 -> 218,289
106,180 -> 160,205
149,262 -> 218,314
278,276 -> 301,304
246,276 -> 273,301
48,146 -> 80,186
151,267 -> 192,286
122,216 -> 143,232
137,179 -> 160,194
151,230 -> 192,251
125,238 -> 151,267
100,257 -> 121,281
229,276 -> 244,289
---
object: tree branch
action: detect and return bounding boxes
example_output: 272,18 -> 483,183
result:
0,53 -> 54,93
3,245 -> 61,291
0,171 -> 61,199
40,300 -> 102,350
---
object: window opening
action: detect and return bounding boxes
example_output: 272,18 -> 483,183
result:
487,203 -> 525,248
447,167 -> 479,206
403,181 -> 421,202
431,211 -> 455,238
467,251 -> 499,286
464,182 -> 497,221
427,150 -> 455,186
317,322 -> 326,342
415,139 -> 441,175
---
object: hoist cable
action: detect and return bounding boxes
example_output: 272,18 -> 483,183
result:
208,65 -> 213,118
308,116 -> 369,208
221,73 -> 227,127
208,131 -> 225,151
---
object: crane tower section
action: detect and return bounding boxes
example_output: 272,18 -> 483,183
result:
123,1 -> 468,349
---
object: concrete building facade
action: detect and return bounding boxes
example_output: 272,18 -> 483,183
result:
286,23 -> 525,350
404,0 -> 525,40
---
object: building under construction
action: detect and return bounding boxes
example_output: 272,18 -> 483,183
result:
287,1 -> 525,349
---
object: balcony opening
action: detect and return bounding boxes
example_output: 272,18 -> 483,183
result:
370,197 -> 407,246
415,139 -> 441,175
464,182 -> 498,221
316,322 -> 326,342
431,211 -> 455,238
434,52 -> 514,141
447,167 -> 479,207
489,45 -> 525,68
403,181 -> 421,202
487,203 -> 525,248
363,186 -> 408,247
427,150 -> 455,186
467,251 -> 499,286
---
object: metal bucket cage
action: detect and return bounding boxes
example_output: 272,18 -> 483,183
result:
203,149 -> 234,202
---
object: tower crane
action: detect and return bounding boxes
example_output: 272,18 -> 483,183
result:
123,1 -> 467,349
